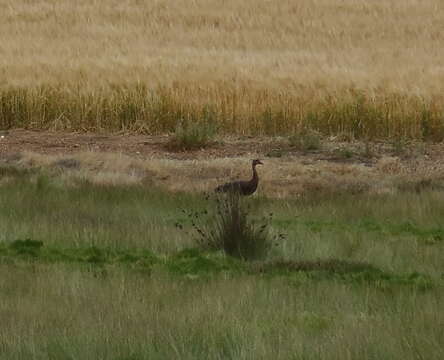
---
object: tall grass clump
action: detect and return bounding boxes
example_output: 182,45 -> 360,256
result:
288,129 -> 322,152
167,117 -> 218,151
186,195 -> 281,260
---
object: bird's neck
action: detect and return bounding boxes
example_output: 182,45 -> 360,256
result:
252,164 -> 258,181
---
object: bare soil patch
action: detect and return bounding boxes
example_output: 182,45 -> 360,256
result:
2,128 -> 444,161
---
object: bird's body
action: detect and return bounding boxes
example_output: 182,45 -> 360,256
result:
215,159 -> 263,196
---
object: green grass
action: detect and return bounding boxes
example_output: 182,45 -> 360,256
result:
0,263 -> 442,359
1,239 -> 432,289
1,169 -> 444,274
0,169 -> 444,358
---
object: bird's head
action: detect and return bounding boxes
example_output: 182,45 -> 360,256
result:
252,159 -> 263,167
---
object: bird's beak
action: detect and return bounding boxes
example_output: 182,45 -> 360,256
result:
258,160 -> 263,165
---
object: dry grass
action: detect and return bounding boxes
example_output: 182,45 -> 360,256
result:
6,149 -> 444,198
1,0 -> 444,138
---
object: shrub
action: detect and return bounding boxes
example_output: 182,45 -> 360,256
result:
185,195 -> 283,260
167,118 -> 217,151
334,146 -> 355,159
288,129 -> 322,152
391,136 -> 409,156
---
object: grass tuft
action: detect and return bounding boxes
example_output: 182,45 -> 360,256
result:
184,195 -> 282,261
0,165 -> 31,178
9,239 -> 44,257
167,117 -> 218,151
289,129 -> 322,152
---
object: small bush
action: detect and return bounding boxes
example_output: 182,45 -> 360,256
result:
167,118 -> 217,151
289,129 -> 322,152
334,146 -> 355,159
185,195 -> 283,260
391,137 -> 409,156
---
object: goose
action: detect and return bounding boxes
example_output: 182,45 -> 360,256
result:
215,159 -> 263,196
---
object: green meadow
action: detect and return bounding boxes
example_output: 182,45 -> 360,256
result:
0,168 -> 443,359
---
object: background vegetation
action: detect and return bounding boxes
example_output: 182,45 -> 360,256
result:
1,0 -> 444,139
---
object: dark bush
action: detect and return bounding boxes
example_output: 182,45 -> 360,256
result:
186,195 -> 282,260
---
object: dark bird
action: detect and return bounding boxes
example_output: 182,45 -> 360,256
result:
215,159 -> 263,196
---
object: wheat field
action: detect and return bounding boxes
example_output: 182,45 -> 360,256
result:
1,0 -> 444,137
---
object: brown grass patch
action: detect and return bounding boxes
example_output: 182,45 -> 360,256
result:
1,147 -> 442,198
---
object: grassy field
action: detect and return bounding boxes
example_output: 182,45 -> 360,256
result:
2,0 -> 444,356
0,166 -> 443,358
1,0 -> 444,138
